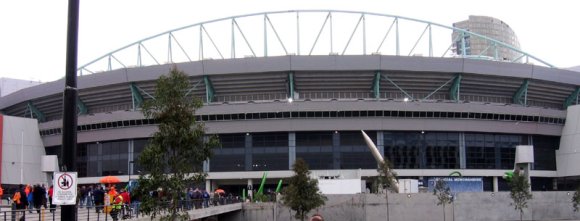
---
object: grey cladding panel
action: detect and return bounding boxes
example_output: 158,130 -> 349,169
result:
380,56 -> 463,72
334,55 -> 381,70
290,56 -> 338,71
126,64 -> 175,82
0,80 -> 63,109
203,56 -> 291,75
203,118 -> 562,136
532,66 -> 580,86
78,69 -> 129,89
491,62 -> 533,79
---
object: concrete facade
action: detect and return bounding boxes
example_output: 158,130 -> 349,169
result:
557,105 -> 580,177
236,192 -> 580,221
0,115 -> 48,185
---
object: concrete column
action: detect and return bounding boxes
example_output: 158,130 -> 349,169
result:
247,179 -> 254,199
205,180 -> 211,192
97,142 -> 103,176
333,131 -> 340,169
289,132 -> 296,169
203,160 -> 210,173
211,180 -> 218,193
128,140 -> 134,175
493,176 -> 499,192
459,132 -> 466,169
245,133 -> 253,171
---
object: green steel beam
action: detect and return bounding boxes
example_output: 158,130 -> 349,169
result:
564,87 -> 580,109
204,75 -> 215,103
449,74 -> 462,102
381,74 -> 413,100
130,83 -> 144,110
27,101 -> 45,122
513,79 -> 529,106
288,72 -> 295,99
372,71 -> 381,99
76,97 -> 88,115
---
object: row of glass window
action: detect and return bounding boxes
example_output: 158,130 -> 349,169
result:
39,110 -> 566,137
47,131 -> 558,177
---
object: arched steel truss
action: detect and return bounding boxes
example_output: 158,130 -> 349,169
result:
77,10 -> 553,75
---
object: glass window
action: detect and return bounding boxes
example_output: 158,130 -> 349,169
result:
296,132 -> 333,146
210,153 -> 245,172
252,153 -> 289,171
253,132 -> 288,147
532,135 -> 558,170
219,134 -> 246,148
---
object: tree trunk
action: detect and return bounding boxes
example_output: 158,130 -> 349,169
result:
386,192 -> 390,221
443,204 -> 446,221
520,211 -> 523,221
452,201 -> 455,221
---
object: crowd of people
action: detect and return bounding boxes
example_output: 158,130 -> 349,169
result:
0,184 -> 280,221
1,184 -> 56,221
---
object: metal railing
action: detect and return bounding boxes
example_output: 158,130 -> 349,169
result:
0,197 -> 240,221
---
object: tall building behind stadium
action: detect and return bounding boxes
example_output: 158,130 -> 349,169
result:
452,15 -> 521,61
1,10 -> 579,193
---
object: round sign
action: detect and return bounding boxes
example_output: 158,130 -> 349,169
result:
57,173 -> 74,190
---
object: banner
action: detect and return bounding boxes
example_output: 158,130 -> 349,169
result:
427,177 -> 483,192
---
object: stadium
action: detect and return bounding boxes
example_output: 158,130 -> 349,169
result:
1,10 -> 579,193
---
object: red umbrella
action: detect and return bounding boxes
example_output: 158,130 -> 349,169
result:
99,176 -> 120,184
214,189 -> 225,194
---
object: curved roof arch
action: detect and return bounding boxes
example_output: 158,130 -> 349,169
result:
77,10 -> 553,75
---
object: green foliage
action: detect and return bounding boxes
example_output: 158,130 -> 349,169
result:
281,159 -> 327,221
508,172 -> 533,220
433,178 -> 453,206
135,67 -> 220,220
573,185 -> 580,212
433,178 -> 453,221
374,160 -> 398,221
375,160 -> 398,194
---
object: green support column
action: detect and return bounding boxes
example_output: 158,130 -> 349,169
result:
513,79 -> 529,106
27,101 -> 45,122
76,97 -> 88,115
204,75 -> 215,103
372,71 -> 381,99
564,87 -> 580,109
130,83 -> 144,111
449,74 -> 462,102
288,72 -> 295,99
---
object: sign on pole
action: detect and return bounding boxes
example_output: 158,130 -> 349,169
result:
53,172 -> 77,205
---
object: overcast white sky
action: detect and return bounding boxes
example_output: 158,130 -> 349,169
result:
0,0 -> 578,82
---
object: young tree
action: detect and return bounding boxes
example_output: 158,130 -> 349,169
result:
374,160 -> 398,221
433,178 -> 453,221
135,67 -> 220,220
508,172 -> 533,221
572,185 -> 580,212
281,159 -> 327,221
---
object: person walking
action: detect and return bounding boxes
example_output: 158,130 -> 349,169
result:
0,185 -> 3,205
93,186 -> 105,213
47,185 -> 55,213
26,185 -> 34,213
110,193 -> 123,221
86,185 -> 94,209
13,185 -> 27,221
33,184 -> 45,213
79,186 -> 87,208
